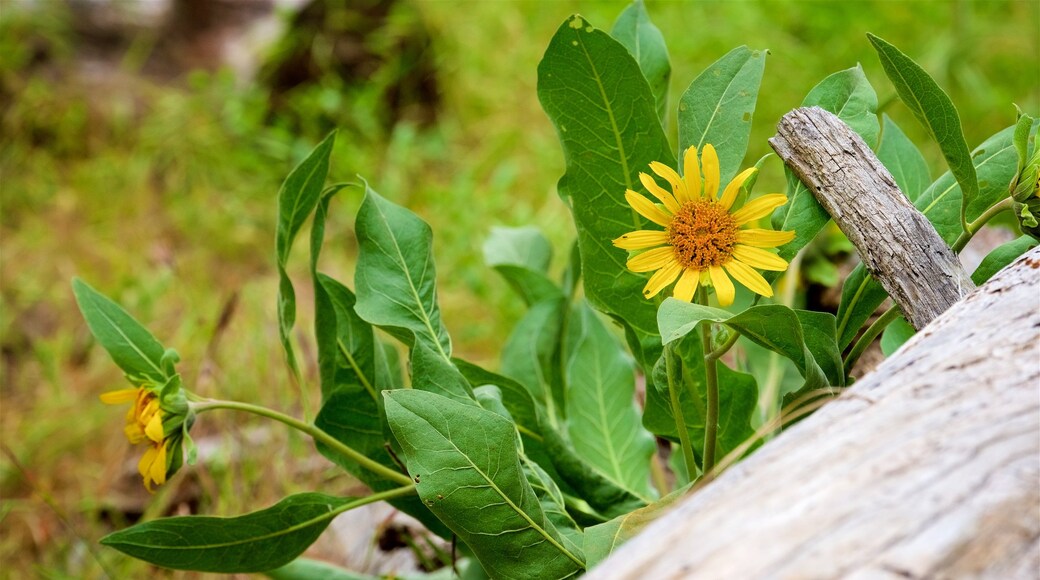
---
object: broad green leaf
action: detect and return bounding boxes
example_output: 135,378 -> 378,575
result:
678,46 -> 766,186
276,132 -> 336,376
644,335 -> 758,465
409,342 -> 475,404
771,66 -> 879,263
837,125 -> 1019,348
454,359 -> 542,441
916,125 -> 1018,242
658,300 -> 840,390
880,316 -> 916,356
501,298 -> 567,428
971,235 -> 1039,285
868,34 -> 978,221
611,0 -> 671,124
537,15 -> 673,341
541,422 -> 647,519
101,493 -> 357,573
483,226 -> 563,307
384,390 -> 585,578
564,303 -> 656,499
354,183 -> 452,360
524,457 -> 585,553
72,278 -> 167,384
877,114 -> 931,202
267,558 -> 460,580
583,485 -> 687,567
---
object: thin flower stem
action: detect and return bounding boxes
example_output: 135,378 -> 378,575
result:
192,398 -> 414,486
952,197 -> 1014,253
696,287 -> 719,475
665,344 -> 698,483
329,485 -> 417,516
843,305 -> 901,376
706,329 -> 740,361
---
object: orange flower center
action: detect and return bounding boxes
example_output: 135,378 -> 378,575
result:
668,200 -> 738,270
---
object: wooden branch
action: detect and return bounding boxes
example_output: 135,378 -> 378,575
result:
769,106 -> 975,330
590,247 -> 1040,579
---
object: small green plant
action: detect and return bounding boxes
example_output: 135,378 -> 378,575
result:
74,2 -> 1036,577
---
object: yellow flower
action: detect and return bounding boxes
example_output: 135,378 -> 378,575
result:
101,387 -> 170,491
613,144 -> 795,307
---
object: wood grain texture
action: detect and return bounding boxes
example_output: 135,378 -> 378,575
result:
590,247 -> 1040,579
769,106 -> 975,330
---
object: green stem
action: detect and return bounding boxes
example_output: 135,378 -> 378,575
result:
843,305 -> 901,376
192,399 -> 414,486
760,249 -> 804,426
706,329 -> 740,361
665,344 -> 698,483
330,485 -> 417,516
696,288 -> 719,475
952,197 -> 1014,253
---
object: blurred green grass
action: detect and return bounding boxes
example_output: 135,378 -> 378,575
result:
1,0 -> 1037,577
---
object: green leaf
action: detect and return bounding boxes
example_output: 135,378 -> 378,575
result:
501,299 -> 567,428
880,316 -> 916,356
971,235 -> 1039,285
564,303 -> 656,499
658,300 -> 840,390
537,15 -> 673,341
267,558 -> 460,580
455,359 -> 542,442
354,183 -> 452,359
771,66 -> 879,263
72,278 -> 167,384
524,457 -> 585,553
611,0 -> 671,125
868,33 -> 978,222
384,390 -> 585,578
275,132 -> 336,376
677,46 -> 766,186
101,493 -> 355,573
409,342 -> 476,404
837,125 -> 1019,348
583,485 -> 687,567
483,226 -> 563,307
877,114 -> 931,202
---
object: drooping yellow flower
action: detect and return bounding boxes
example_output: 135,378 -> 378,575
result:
613,144 -> 795,307
101,387 -> 170,491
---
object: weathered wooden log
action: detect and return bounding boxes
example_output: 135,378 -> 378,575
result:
769,107 -> 975,330
590,247 -> 1040,579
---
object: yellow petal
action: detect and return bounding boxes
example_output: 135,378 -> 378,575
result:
145,411 -> 165,443
702,144 -> 720,199
125,423 -> 146,445
732,245 -> 789,271
625,190 -> 672,227
613,230 -> 670,250
731,194 -> 789,225
639,172 -> 681,214
138,445 -> 158,479
683,146 -> 702,199
724,259 -> 774,297
100,388 -> 139,405
650,161 -> 690,204
708,266 -> 735,307
643,260 -> 683,299
718,167 -> 757,210
735,229 -> 797,247
627,247 -> 677,273
150,443 -> 168,486
672,268 -> 700,302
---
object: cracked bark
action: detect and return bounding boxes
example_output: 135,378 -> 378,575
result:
768,106 -> 975,330
589,248 -> 1040,579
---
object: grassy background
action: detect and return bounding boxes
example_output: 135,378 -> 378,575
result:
2,0 -> 1037,577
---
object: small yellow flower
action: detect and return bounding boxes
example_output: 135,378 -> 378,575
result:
613,144 -> 795,306
101,387 -> 170,491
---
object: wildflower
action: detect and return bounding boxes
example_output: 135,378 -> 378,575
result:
101,383 -> 192,491
613,144 -> 795,306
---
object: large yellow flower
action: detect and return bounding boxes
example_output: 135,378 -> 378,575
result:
613,144 -> 795,307
101,387 -> 170,491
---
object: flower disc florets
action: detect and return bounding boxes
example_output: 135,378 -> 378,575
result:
668,200 -> 739,271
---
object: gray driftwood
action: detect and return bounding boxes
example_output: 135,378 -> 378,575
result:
769,106 -> 975,330
590,247 -> 1040,579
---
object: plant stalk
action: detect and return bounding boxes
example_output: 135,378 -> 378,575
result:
696,287 -> 720,475
192,398 -> 414,486
665,344 -> 698,483
843,305 -> 901,376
